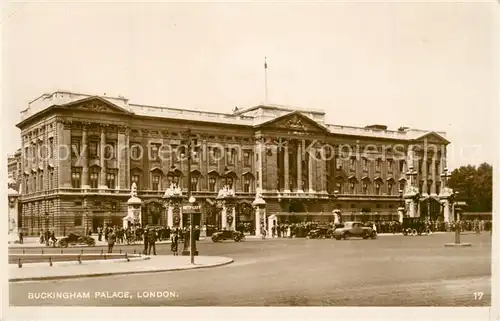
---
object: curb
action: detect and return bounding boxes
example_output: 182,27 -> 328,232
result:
9,258 -> 234,282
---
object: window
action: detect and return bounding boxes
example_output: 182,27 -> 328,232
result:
362,182 -> 368,194
399,160 -> 405,173
243,151 -> 251,166
375,158 -> 381,172
106,171 -> 116,189
362,158 -> 368,171
49,169 -> 54,189
399,181 -> 405,193
131,174 -> 140,189
72,168 -> 82,188
150,143 -> 161,161
71,138 -> 81,157
210,147 -> 221,164
427,181 -> 432,194
39,173 -> 43,190
349,157 -> 356,171
243,176 -> 251,192
418,180 -> 423,193
192,147 -> 201,164
130,143 -> 141,160
388,182 -> 393,195
226,148 -> 236,165
375,182 -> 381,195
48,138 -> 54,159
226,177 -> 234,189
33,176 -> 37,192
89,141 -> 98,158
418,160 -> 423,174
190,177 -> 198,191
152,175 -> 160,191
387,159 -> 393,173
24,147 -> 29,163
89,167 -> 99,188
74,215 -> 82,227
208,176 -> 217,192
435,161 -> 441,175
335,182 -> 342,194
105,142 -> 115,159
349,181 -> 355,194
25,178 -> 29,193
436,182 -> 441,195
376,204 -> 381,208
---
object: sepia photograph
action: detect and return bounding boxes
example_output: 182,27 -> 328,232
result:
1,1 -> 498,320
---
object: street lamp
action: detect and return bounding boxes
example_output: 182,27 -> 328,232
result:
180,129 -> 197,264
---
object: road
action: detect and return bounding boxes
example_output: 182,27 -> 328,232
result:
9,233 -> 492,306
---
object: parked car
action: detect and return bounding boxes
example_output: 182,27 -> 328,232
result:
307,226 -> 335,239
332,221 -> 377,240
211,230 -> 245,243
57,233 -> 96,247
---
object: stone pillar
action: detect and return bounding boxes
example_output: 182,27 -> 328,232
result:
431,156 -> 437,195
117,127 -> 127,190
422,155 -> 428,195
257,138 -> 263,189
308,151 -> 314,193
99,127 -> 107,189
58,121 -> 72,188
126,197 -> 142,227
297,141 -> 303,193
167,206 -> 173,227
397,207 -> 405,223
221,201 -> 236,231
442,200 -> 452,223
267,214 -> 277,236
221,206 -> 228,229
253,197 -> 266,236
81,126 -> 90,189
284,143 -> 290,192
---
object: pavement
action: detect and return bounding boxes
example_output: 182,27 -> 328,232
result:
9,232 -> 492,306
9,255 -> 233,282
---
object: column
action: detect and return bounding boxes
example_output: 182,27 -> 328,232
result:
443,200 -> 451,223
284,142 -> 290,192
257,138 -> 263,189
99,126 -> 107,189
167,205 -> 173,227
308,150 -> 314,193
297,141 -> 303,192
81,126 -> 90,188
319,147 -> 327,193
58,121 -> 72,188
117,127 -> 127,190
422,153 -> 428,194
221,205 -> 228,229
431,155 -> 436,195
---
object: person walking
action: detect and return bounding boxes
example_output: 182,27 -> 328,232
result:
143,226 -> 150,255
171,232 -> 179,256
107,229 -> 116,253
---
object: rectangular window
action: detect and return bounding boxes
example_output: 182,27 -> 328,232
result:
131,174 -> 140,189
336,157 -> 342,170
49,170 -> 54,189
74,215 -> 82,227
226,148 -> 236,165
362,158 -> 368,171
130,143 -> 141,159
89,168 -> 99,188
72,167 -> 82,188
208,176 -> 216,192
33,176 -> 37,192
48,138 -> 54,159
388,182 -> 393,195
190,177 -> 198,191
192,146 -> 201,164
362,182 -> 368,194
349,157 -> 356,171
243,177 -> 251,192
399,160 -> 405,173
71,138 -> 81,157
349,182 -> 355,194
418,160 -> 423,174
375,158 -> 381,172
335,182 -> 342,194
436,182 -> 441,195
89,141 -> 98,158
387,159 -> 393,173
152,175 -> 160,191
226,177 -> 234,189
39,174 -> 43,190
106,171 -> 116,189
150,143 -> 161,161
375,182 -> 381,195
243,151 -> 251,166
399,181 -> 405,193
24,147 -> 29,163
25,178 -> 29,193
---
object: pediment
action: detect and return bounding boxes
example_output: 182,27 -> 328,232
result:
58,96 -> 132,115
412,132 -> 449,144
255,111 -> 329,133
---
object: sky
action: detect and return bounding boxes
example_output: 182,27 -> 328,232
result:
1,1 -> 498,170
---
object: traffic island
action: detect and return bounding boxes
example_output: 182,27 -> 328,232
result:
9,255 -> 233,282
444,243 -> 472,247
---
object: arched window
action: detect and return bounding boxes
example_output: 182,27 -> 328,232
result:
242,172 -> 254,193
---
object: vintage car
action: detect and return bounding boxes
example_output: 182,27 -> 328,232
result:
211,229 -> 245,243
307,226 -> 335,239
56,233 -> 96,247
332,221 -> 377,240
402,218 -> 429,236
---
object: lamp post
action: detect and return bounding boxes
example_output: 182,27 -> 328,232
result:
180,129 -> 197,264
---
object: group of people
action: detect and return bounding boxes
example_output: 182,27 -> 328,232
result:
39,229 -> 58,247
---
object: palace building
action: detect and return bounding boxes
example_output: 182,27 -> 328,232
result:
15,91 -> 449,235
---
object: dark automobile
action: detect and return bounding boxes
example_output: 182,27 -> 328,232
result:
57,233 -> 96,247
402,218 -> 429,236
332,221 -> 377,240
211,230 -> 245,242
307,226 -> 334,239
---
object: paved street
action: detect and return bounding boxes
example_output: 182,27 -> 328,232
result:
9,233 -> 491,306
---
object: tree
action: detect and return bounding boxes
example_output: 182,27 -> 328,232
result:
448,163 -> 492,212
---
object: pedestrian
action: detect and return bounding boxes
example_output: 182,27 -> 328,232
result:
261,226 -> 266,239
143,226 -> 150,255
107,229 -> 116,253
148,228 -> 157,255
19,230 -> 24,244
98,226 -> 103,242
171,232 -> 179,256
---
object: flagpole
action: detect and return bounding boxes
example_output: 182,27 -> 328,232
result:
264,57 -> 268,104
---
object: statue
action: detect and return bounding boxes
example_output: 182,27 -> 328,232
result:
164,183 -> 182,198
130,182 -> 138,197
7,175 -> 16,190
255,187 -> 263,199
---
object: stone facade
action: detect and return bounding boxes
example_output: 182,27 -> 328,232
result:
14,91 -> 450,235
